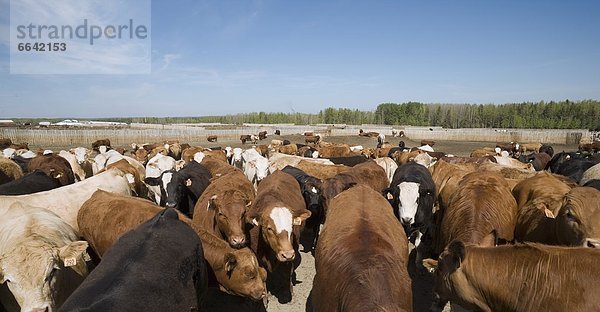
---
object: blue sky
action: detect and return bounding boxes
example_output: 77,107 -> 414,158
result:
1,0 -> 599,118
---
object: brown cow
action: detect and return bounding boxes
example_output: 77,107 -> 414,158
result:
321,160 -> 388,211
165,142 -> 182,160
519,142 -> 542,153
305,135 -> 320,144
295,160 -> 349,180
181,146 -> 204,164
255,145 -> 269,157
240,135 -> 251,144
0,138 -> 12,149
27,154 -> 75,186
311,185 -> 412,312
303,132 -> 314,136
318,144 -> 351,158
512,171 -> 573,244
440,156 -> 495,165
435,171 -> 517,254
0,158 -> 24,184
202,149 -> 228,163
91,138 -> 111,152
258,131 -> 267,140
469,147 -> 497,157
424,241 -> 600,312
247,170 -> 311,304
201,157 -> 240,178
193,170 -> 255,248
77,190 -> 267,300
430,159 -> 478,211
207,135 -> 218,142
134,148 -> 149,164
555,186 -> 600,248
420,139 -> 435,147
277,144 -> 298,155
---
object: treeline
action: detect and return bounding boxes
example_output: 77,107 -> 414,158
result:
13,100 -> 600,129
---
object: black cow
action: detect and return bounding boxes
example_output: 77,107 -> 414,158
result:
383,162 -> 436,260
555,159 -> 598,183
301,147 -> 318,158
59,208 -> 207,312
144,161 -> 211,218
0,169 -> 62,195
274,130 -> 281,135
281,165 -> 324,254
282,139 -> 291,146
539,144 -> 554,157
10,155 -> 31,174
258,131 -> 267,140
584,179 -> 600,191
327,155 -> 368,167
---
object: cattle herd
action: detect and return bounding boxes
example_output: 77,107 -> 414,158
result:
0,131 -> 599,312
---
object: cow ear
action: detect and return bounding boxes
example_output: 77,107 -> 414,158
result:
293,210 -> 311,226
422,258 -> 438,273
383,188 -> 395,201
442,240 -> 465,273
144,177 -> 161,186
58,241 -> 89,276
224,253 -> 237,273
480,229 -> 498,247
207,195 -> 218,210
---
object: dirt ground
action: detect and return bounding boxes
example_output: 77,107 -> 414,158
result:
34,134 -> 579,312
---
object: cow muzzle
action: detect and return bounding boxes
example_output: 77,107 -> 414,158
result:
230,236 -> 246,248
277,249 -> 295,262
165,201 -> 177,209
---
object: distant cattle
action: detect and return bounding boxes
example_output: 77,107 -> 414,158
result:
539,144 -> 554,157
282,165 -> 324,253
305,135 -> 320,145
519,142 -> 542,153
274,130 -> 281,135
258,131 -> 267,140
278,143 -> 298,155
193,170 -> 255,248
248,171 -> 311,304
377,133 -> 386,148
240,135 -> 252,144
207,135 -> 218,142
311,185 -> 411,312
0,204 -> 89,312
423,241 -> 600,312
518,152 -> 552,171
358,129 -> 379,137
62,208 -> 207,312
420,139 -> 435,147
495,141 -> 520,155
318,144 -> 351,158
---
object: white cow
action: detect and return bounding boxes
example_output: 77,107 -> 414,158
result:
145,154 -> 177,205
242,148 -> 269,189
0,167 -> 132,232
375,157 -> 399,184
70,147 -> 91,164
0,203 -> 89,312
58,150 -> 87,181
231,147 -> 244,169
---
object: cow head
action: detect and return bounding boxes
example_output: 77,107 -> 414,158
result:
217,248 -> 267,301
208,194 -> 251,248
384,182 -> 434,229
0,240 -> 89,311
555,187 -> 600,248
144,169 -> 175,206
422,240 -> 468,312
250,206 -> 311,262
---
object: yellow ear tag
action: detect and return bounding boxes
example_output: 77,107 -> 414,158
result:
64,257 -> 77,267
185,179 -> 192,186
293,217 -> 302,226
83,252 -> 91,262
544,208 -> 555,219
386,193 -> 394,200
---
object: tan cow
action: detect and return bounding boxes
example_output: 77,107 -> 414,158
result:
295,160 -> 349,180
555,187 -> 600,248
0,203 -> 89,311
312,185 -> 411,311
435,171 -> 517,253
193,170 -> 255,248
424,241 -> 600,312
512,171 -> 573,244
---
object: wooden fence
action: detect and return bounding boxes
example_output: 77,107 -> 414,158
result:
0,126 -> 589,147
